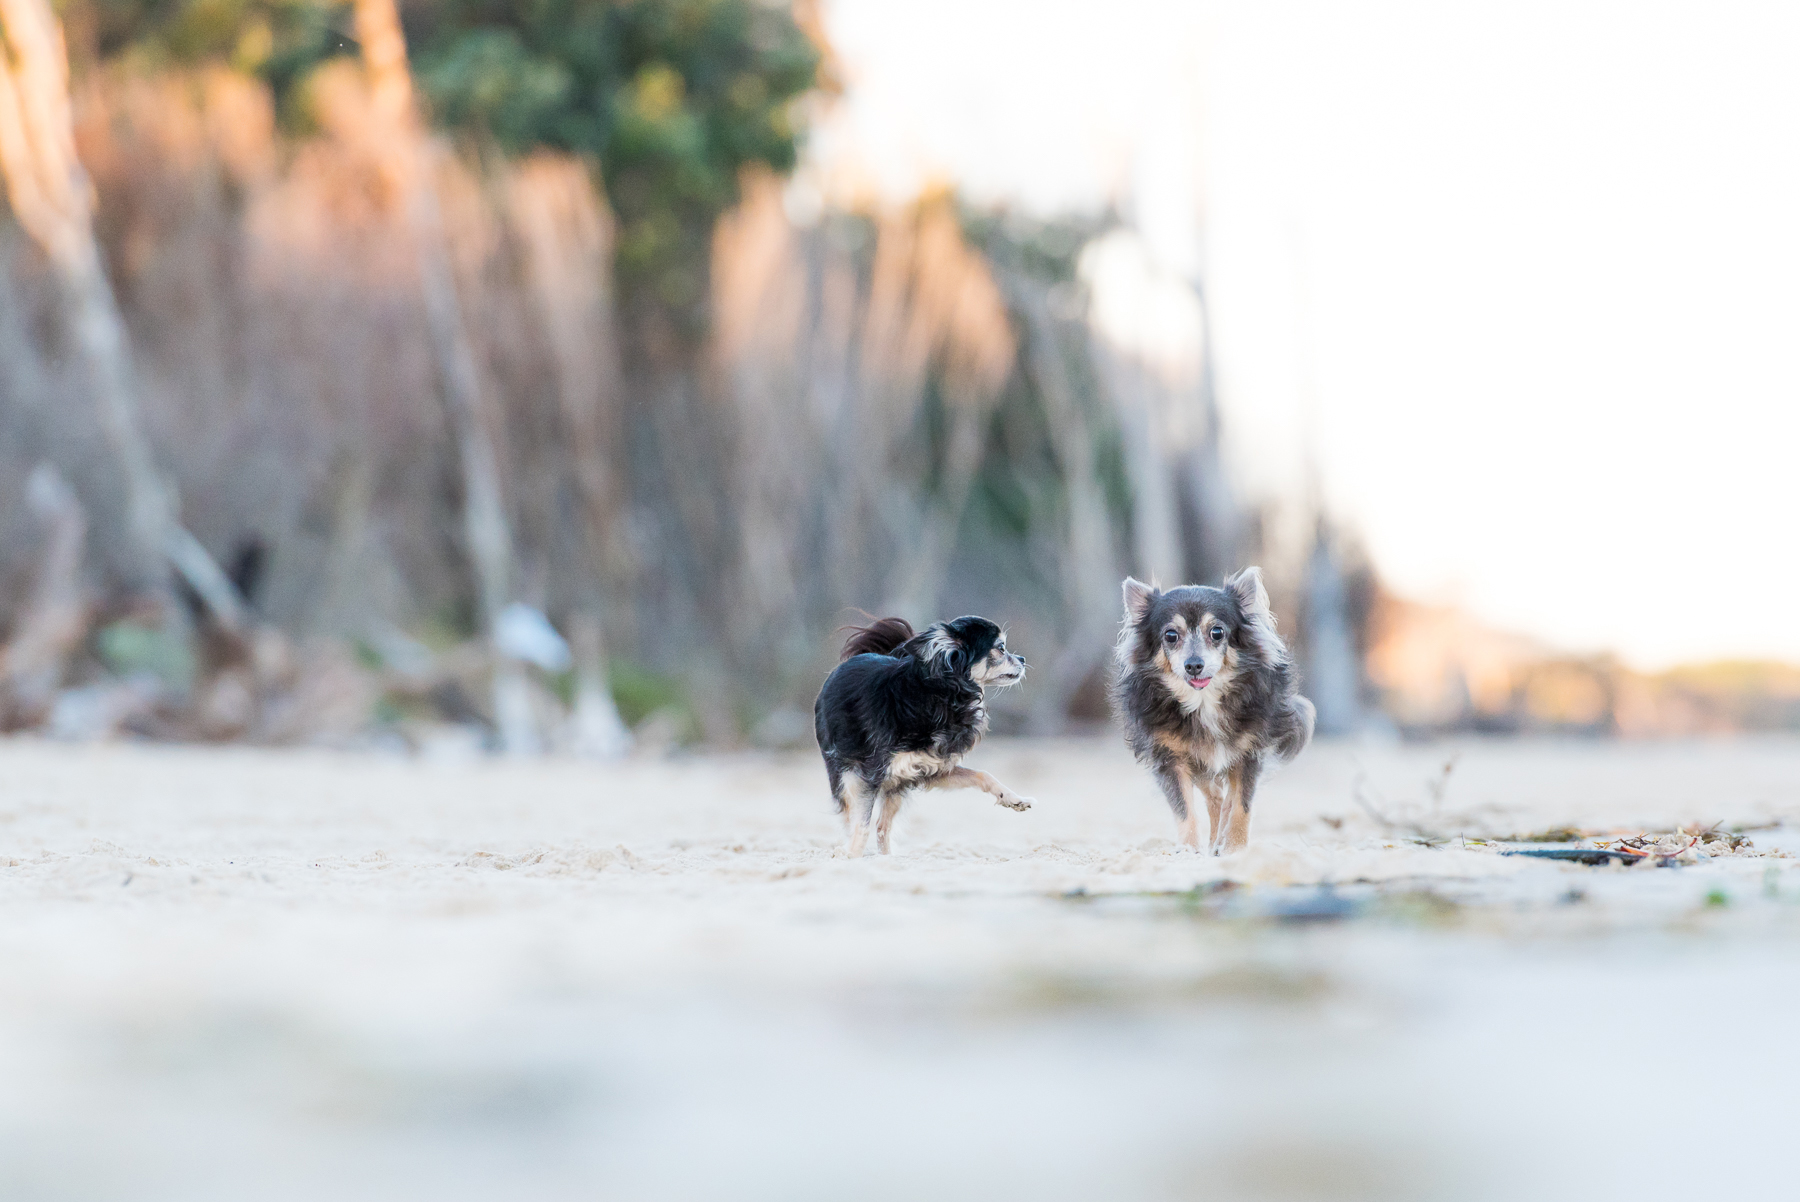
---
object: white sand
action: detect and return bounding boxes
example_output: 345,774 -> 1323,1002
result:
2,734 -> 1797,1201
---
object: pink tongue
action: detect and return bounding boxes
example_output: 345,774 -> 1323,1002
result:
1190,676 -> 1211,688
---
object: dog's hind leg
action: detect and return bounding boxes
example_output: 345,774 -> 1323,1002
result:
827,762 -> 848,818
874,789 -> 904,855
844,775 -> 880,857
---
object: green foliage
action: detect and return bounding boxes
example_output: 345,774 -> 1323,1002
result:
66,0 -> 820,324
961,205 -> 1110,288
69,0 -> 357,108
95,620 -> 195,689
604,658 -> 688,728
410,0 -> 820,324
350,637 -> 386,670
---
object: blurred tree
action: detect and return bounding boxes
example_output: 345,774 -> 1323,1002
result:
348,0 -> 545,751
405,0 -> 823,723
62,0 -> 820,332
3,0 -> 250,681
48,0 -> 823,736
964,207 -> 1124,732
407,0 -> 820,336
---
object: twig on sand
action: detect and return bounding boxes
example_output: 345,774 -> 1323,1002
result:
1351,770 -> 1451,844
1425,754 -> 1461,808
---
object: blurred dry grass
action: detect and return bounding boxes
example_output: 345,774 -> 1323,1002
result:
2,57 -> 1192,745
8,44 -> 1790,750
1368,592 -> 1800,736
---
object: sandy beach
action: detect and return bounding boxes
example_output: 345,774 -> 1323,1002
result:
2,733 -> 1797,1201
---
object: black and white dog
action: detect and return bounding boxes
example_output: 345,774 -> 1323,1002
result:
814,615 -> 1031,856
1112,568 -> 1314,854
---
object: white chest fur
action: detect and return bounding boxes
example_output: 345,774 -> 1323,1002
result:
1163,678 -> 1244,775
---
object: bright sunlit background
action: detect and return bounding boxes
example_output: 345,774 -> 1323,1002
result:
9,5 -> 1800,1198
809,0 -> 1800,669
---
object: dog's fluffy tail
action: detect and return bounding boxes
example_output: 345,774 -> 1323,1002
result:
1273,696 -> 1317,762
839,616 -> 915,661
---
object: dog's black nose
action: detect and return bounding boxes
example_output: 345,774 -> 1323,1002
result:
1183,658 -> 1205,676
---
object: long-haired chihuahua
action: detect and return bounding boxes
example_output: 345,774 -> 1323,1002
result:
1111,568 -> 1314,854
814,615 -> 1031,856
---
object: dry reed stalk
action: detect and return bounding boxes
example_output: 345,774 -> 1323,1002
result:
505,154 -> 627,583
350,0 -> 536,752
504,153 -> 630,755
708,171 -> 816,654
997,267 -> 1119,733
709,183 -> 1017,650
1091,343 -> 1183,587
882,199 -> 1014,618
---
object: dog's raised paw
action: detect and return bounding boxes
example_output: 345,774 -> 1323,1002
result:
997,794 -> 1033,812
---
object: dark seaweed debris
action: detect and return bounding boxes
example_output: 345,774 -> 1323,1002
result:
1501,848 -> 1685,867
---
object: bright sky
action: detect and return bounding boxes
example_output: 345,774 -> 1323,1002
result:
808,0 -> 1800,669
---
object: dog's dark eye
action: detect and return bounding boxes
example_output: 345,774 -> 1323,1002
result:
1162,629 -> 1181,646
1210,626 -> 1225,643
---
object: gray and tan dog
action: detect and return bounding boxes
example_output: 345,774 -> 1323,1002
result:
1111,568 -> 1314,854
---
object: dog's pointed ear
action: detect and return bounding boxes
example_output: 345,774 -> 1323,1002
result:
1225,566 -> 1270,616
1122,577 -> 1157,624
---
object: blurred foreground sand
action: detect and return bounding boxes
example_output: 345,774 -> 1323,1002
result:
2,735 -> 1797,1201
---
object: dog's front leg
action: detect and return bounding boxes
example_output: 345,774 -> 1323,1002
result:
918,766 -> 1033,811
1194,771 -> 1227,852
844,776 -> 880,856
1152,761 -> 1200,851
1211,759 -> 1261,855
